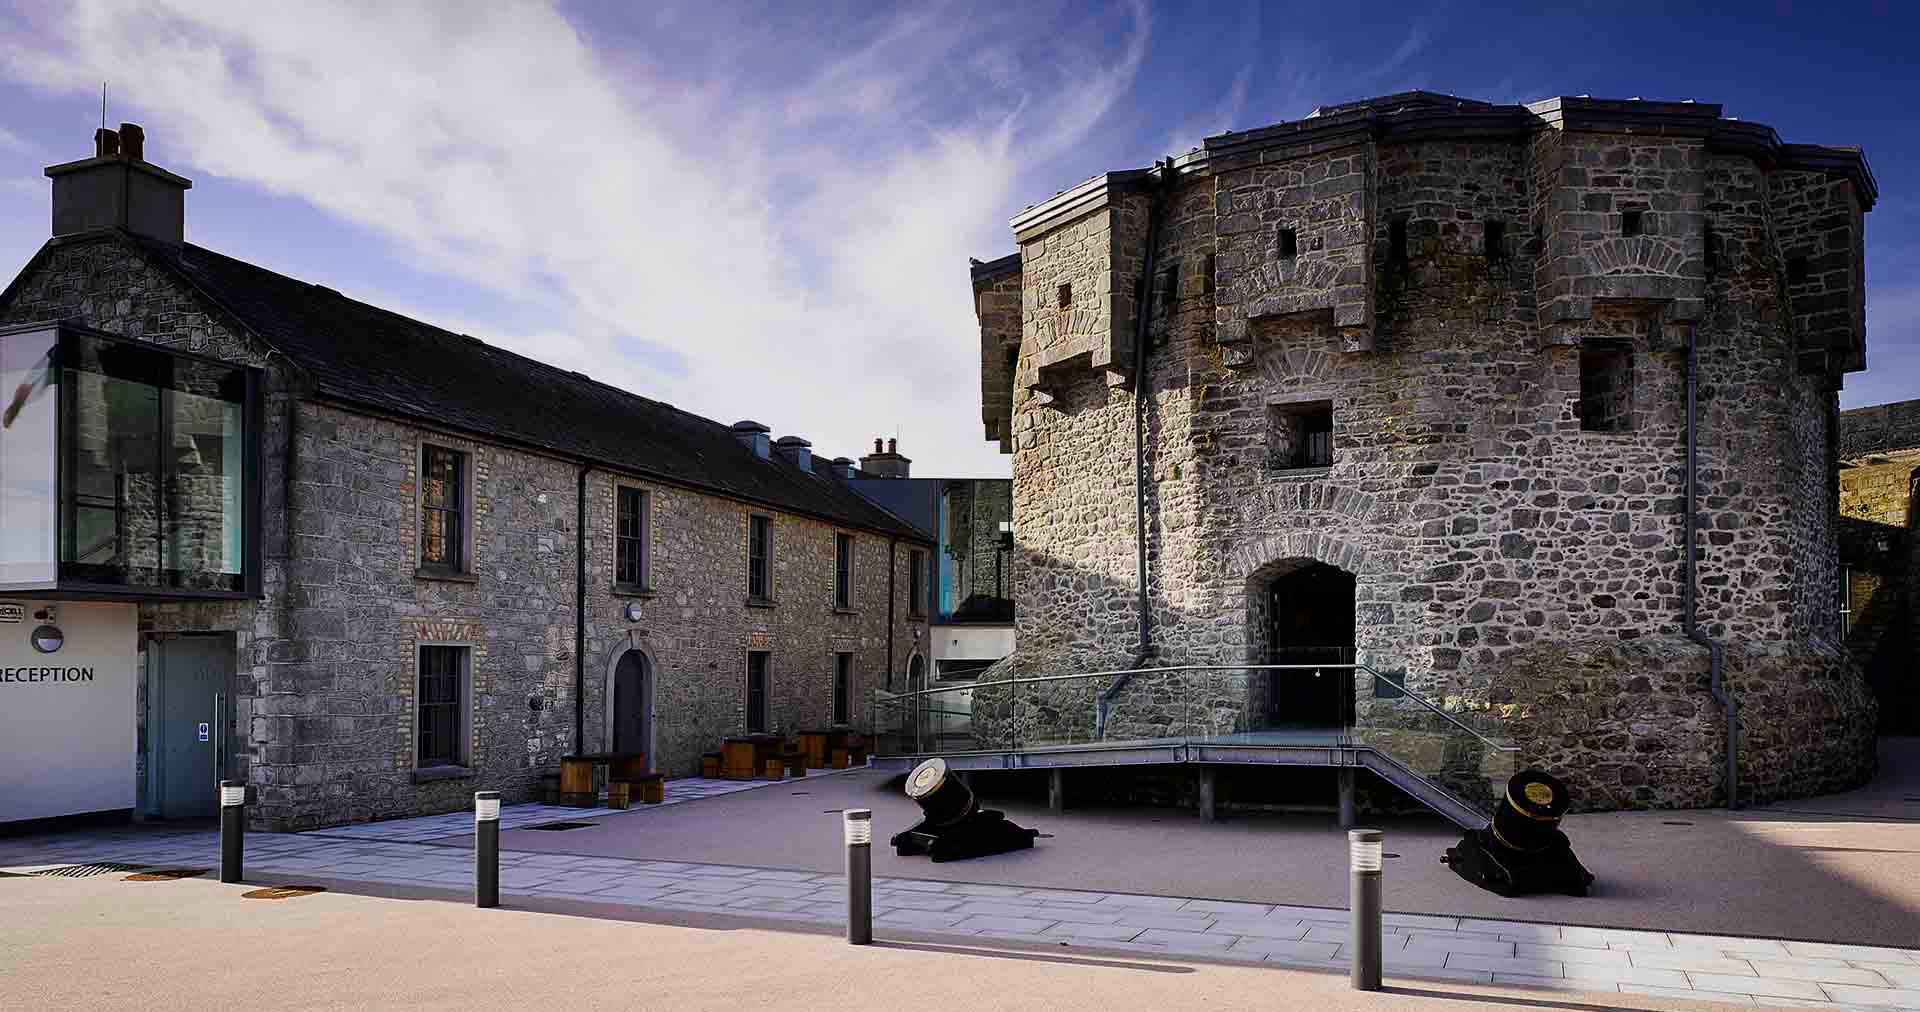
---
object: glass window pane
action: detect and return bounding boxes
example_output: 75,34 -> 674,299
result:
59,332 -> 248,592
0,327 -> 60,589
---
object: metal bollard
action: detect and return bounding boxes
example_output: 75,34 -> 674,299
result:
219,781 -> 246,883
475,791 -> 501,909
844,808 -> 873,945
1349,828 -> 1383,991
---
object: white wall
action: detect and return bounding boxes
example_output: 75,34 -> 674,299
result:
0,601 -> 137,822
931,623 -> 1015,664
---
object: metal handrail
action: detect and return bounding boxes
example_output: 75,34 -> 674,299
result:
871,663 -> 1517,754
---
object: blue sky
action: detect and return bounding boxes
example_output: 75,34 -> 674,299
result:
0,1 -> 1913,476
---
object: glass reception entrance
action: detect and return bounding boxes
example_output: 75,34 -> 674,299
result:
0,323 -> 261,598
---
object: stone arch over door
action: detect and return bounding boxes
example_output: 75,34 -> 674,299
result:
1234,532 -> 1400,725
603,642 -> 658,769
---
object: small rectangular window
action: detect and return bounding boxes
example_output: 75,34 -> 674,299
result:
908,548 -> 927,617
417,645 -> 467,767
834,533 -> 853,609
615,486 -> 649,590
1787,255 -> 1810,285
833,652 -> 852,725
1579,342 -> 1634,432
1484,220 -> 1507,262
1278,227 -> 1298,260
748,515 -> 772,601
1203,253 -> 1217,295
1057,282 -> 1073,308
1388,219 -> 1408,263
1622,209 -> 1644,237
1269,401 -> 1334,470
420,445 -> 467,571
746,651 -> 770,733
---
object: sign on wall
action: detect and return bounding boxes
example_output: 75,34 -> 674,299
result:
0,601 -> 137,822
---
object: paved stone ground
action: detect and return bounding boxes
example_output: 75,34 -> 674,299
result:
4,777 -> 1916,1010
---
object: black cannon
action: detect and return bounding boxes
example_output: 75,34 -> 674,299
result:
890,759 -> 1040,863
1443,769 -> 1595,897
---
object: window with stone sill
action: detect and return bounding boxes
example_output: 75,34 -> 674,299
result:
419,444 -> 470,574
416,644 -> 469,768
615,485 -> 650,591
833,532 -> 854,610
1268,401 -> 1334,471
747,513 -> 773,602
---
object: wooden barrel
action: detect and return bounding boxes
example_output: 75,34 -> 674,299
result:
701,752 -> 722,779
905,758 -> 977,827
560,757 -> 596,796
606,781 -> 631,809
1491,769 -> 1572,854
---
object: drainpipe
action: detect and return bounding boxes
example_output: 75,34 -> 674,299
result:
575,464 -> 589,755
886,538 -> 897,690
1096,157 -> 1175,739
1684,330 -> 1737,809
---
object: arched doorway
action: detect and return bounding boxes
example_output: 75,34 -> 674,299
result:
611,650 -> 653,761
1264,561 -> 1356,728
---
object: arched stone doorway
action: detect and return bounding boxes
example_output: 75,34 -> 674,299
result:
607,648 -> 654,764
1250,558 -> 1356,729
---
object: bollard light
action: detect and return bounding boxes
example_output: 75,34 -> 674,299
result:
1349,829 -> 1382,872
1349,828 -> 1383,991
844,808 -> 873,945
219,780 -> 245,884
474,791 -> 501,909
843,808 -> 872,845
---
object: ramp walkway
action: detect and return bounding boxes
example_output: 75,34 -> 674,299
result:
870,664 -> 1518,830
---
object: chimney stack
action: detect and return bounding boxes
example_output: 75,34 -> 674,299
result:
46,122 -> 192,242
731,420 -> 771,459
858,437 -> 911,479
773,435 -> 813,473
828,457 -> 856,479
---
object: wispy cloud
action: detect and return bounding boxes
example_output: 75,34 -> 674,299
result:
0,0 -> 1152,475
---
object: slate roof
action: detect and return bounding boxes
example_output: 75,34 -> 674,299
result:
37,230 -> 929,542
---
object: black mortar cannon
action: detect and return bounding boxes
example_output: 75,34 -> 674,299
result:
891,758 -> 1040,863
1443,768 -> 1596,897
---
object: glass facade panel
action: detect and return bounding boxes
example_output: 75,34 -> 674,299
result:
0,327 -> 60,589
59,331 -> 250,593
936,479 -> 1013,624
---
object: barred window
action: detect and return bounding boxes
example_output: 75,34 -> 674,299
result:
420,445 -> 466,570
417,645 -> 466,767
616,487 -> 649,589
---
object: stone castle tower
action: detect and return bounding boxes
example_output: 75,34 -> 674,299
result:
967,92 -> 1879,811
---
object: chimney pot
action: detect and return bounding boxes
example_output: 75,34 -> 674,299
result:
873,438 -> 883,454
887,438 -> 897,454
94,128 -> 119,159
118,123 -> 144,161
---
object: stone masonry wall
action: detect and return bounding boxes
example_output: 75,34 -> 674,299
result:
3,233 -> 929,827
981,123 -> 1875,812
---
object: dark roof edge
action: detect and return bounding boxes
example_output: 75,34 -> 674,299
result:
10,230 -> 928,545
969,251 -> 1021,287
1008,169 -> 1153,243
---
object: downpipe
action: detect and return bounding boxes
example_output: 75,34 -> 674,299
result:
1096,157 -> 1174,740
1684,331 -> 1738,809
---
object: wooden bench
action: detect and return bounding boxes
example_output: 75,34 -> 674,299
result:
721,735 -> 783,781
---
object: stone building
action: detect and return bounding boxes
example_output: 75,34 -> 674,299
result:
962,92 -> 1880,813
1838,398 -> 1920,735
0,125 -> 932,831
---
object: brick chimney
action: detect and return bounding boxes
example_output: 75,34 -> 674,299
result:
45,123 -> 193,242
858,437 -> 911,478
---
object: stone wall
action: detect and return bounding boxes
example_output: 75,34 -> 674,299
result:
972,110 -> 1876,813
1838,399 -> 1920,734
3,233 -> 928,827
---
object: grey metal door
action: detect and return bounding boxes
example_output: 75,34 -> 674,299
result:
150,636 -> 231,818
612,651 -> 651,762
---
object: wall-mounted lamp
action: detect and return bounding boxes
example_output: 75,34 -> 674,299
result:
30,624 -> 63,654
624,601 -> 644,623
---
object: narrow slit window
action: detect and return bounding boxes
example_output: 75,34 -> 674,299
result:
1484,220 -> 1507,262
833,652 -> 852,726
1388,219 -> 1408,263
1787,255 -> 1810,285
1278,227 -> 1298,260
1203,253 -> 1217,295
